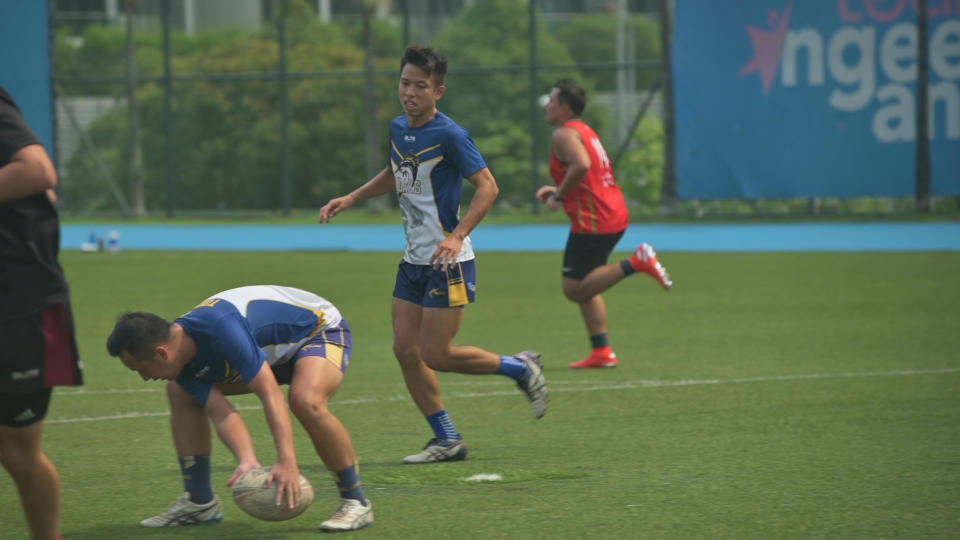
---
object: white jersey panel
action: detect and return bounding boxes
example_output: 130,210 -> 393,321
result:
207,285 -> 342,366
209,285 -> 342,328
394,155 -> 474,265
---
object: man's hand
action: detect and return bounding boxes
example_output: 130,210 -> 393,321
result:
431,233 -> 463,272
226,459 -> 262,487
318,194 -> 355,223
265,461 -> 302,509
535,185 -> 562,212
246,363 -> 301,508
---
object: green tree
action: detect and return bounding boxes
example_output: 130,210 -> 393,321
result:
617,116 -> 663,208
554,13 -> 660,92
431,0 -> 585,208
58,9 -> 401,213
56,1 -> 650,214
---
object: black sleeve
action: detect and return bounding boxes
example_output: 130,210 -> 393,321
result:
0,87 -> 41,165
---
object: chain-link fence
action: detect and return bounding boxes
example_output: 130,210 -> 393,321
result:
51,0 -> 957,219
49,0 -> 669,218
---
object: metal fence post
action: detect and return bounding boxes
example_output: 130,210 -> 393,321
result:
278,3 -> 291,216
916,0 -> 930,213
529,0 -> 540,213
659,0 -> 676,215
125,0 -> 145,216
162,0 -> 175,217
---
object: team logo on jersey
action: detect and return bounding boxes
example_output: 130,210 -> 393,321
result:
400,197 -> 427,230
601,171 -> 616,187
396,151 -> 422,195
221,361 -> 242,383
195,298 -> 222,309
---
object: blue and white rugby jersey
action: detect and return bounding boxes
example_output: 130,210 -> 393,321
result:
389,112 -> 487,265
174,285 -> 341,406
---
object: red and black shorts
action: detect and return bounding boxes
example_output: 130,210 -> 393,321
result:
0,303 -> 83,427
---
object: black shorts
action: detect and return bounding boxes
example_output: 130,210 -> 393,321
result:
0,388 -> 52,427
562,231 -> 625,280
0,302 -> 83,395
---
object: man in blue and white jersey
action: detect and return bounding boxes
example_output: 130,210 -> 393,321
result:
106,285 -> 372,532
319,45 -> 548,464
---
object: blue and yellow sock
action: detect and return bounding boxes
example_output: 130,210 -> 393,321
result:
333,464 -> 367,506
426,409 -> 461,440
179,455 -> 213,504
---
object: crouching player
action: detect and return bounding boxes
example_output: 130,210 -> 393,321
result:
106,285 -> 373,532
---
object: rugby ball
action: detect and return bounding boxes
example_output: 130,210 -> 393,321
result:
232,467 -> 314,521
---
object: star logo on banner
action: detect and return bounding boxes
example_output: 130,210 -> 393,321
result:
738,1 -> 793,95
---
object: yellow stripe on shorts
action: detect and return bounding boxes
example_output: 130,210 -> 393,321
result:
324,343 -> 344,370
446,264 -> 469,307
300,342 -> 343,370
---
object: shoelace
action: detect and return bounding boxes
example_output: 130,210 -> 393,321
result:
330,502 -> 352,519
160,498 -> 187,517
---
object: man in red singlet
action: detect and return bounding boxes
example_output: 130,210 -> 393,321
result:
536,78 -> 672,369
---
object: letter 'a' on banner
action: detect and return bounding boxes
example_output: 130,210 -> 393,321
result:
0,2 -> 54,158
672,0 -> 960,200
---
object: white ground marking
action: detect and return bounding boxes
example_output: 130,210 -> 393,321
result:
464,473 -> 503,482
47,368 -> 959,424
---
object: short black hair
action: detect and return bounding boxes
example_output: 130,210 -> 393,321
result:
401,45 -> 448,86
554,78 -> 587,117
106,311 -> 171,360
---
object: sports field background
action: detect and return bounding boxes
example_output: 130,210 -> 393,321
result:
0,248 -> 958,539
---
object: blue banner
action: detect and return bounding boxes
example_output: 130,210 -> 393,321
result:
0,1 -> 53,156
673,1 -> 960,199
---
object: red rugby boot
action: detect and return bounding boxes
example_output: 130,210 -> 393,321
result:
629,243 -> 672,291
569,347 -> 618,369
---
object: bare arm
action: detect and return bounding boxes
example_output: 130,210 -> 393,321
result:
206,387 -> 262,486
318,166 -> 396,223
430,167 -> 499,271
0,144 -> 58,203
247,362 -> 301,508
536,127 -> 590,211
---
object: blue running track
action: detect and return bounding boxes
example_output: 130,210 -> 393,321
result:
61,222 -> 960,252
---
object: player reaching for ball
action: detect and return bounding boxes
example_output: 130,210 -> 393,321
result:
105,285 -> 373,532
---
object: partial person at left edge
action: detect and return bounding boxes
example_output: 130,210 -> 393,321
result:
0,86 -> 84,540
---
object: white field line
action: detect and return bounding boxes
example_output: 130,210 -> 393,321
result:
47,367 -> 960,424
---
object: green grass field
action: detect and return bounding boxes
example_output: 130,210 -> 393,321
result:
2,250 -> 958,539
